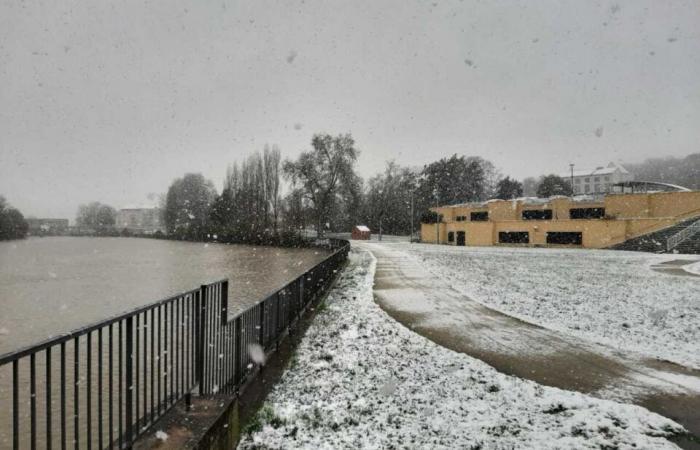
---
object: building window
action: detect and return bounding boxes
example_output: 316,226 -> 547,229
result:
574,178 -> 581,184
470,211 -> 489,221
499,231 -> 529,244
570,207 -> 605,219
604,176 -> 610,182
447,231 -> 454,242
585,185 -> 591,193
594,177 -> 600,182
546,232 -> 583,245
594,184 -> 601,192
585,177 -> 590,182
522,209 -> 553,220
455,215 -> 467,222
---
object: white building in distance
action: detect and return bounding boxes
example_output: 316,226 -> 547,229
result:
116,204 -> 164,234
563,162 -> 634,195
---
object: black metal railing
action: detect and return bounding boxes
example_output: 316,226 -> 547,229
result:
0,238 -> 349,449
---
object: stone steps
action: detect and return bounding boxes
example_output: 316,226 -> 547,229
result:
609,216 -> 700,254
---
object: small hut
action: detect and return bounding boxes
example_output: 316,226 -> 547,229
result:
351,225 -> 371,240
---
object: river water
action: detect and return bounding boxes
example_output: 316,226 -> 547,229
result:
0,237 -> 329,355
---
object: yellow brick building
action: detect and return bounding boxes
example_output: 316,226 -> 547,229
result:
420,191 -> 700,249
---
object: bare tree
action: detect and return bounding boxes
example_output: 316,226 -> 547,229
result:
283,133 -> 359,237
263,145 -> 281,233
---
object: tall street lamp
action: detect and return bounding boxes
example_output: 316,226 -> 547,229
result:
569,163 -> 575,196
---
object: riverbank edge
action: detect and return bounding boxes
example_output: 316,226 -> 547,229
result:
131,254 -> 350,450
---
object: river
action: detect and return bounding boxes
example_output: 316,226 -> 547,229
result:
0,236 -> 329,355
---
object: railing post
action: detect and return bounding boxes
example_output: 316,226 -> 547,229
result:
196,285 -> 208,395
125,316 -> 134,448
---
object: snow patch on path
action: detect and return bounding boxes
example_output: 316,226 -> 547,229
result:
238,248 -> 683,449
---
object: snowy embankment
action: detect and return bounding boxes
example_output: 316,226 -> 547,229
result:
398,244 -> 700,370
238,248 -> 683,449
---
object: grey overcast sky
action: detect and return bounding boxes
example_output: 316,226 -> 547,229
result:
1,0 -> 698,219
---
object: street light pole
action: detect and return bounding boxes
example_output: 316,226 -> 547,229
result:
570,163 -> 575,196
410,190 -> 414,243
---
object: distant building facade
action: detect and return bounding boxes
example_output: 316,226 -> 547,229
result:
116,205 -> 164,234
563,162 -> 633,195
421,190 -> 700,249
26,218 -> 69,235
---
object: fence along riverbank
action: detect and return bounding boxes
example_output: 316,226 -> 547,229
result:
0,238 -> 350,449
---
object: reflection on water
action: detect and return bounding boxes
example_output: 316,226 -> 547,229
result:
0,237 -> 328,354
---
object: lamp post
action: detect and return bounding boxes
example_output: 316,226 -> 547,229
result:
410,190 -> 414,243
569,163 -> 575,196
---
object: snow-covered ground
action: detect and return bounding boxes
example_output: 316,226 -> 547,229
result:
238,248 -> 684,449
394,243 -> 700,369
684,261 -> 700,276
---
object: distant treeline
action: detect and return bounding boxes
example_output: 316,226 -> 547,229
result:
161,134 -> 521,240
624,153 -> 700,190
0,196 -> 28,241
69,138 -> 700,244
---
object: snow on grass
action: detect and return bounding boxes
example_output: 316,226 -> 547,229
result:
396,244 -> 700,370
238,248 -> 683,449
684,261 -> 700,276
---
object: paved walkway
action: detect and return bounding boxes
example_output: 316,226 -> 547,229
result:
358,242 -> 700,442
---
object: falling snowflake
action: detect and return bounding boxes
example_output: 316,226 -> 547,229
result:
248,343 -> 266,365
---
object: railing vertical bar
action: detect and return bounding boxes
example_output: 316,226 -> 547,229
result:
175,297 -> 180,400
143,311 -> 147,429
168,302 -> 176,405
259,301 -> 265,350
162,304 -> 168,409
98,328 -> 103,450
205,286 -> 212,393
228,319 -> 234,392
275,292 -> 281,348
206,286 -> 213,393
118,321 -> 123,449
218,285 -> 225,393
108,325 -> 113,450
187,295 -> 192,391
46,347 -> 52,450
125,316 -> 134,448
164,302 -> 169,406
233,316 -> 242,390
60,342 -> 66,450
156,305 -> 161,416
86,331 -> 92,450
30,353 -> 36,450
163,303 -> 172,408
13,359 -> 19,450
74,336 -> 80,450
197,285 -> 207,394
134,314 -> 139,433
150,307 -> 155,425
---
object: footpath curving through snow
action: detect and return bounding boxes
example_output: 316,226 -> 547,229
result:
394,243 -> 700,370
238,248 -> 684,449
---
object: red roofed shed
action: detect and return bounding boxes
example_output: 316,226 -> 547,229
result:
351,225 -> 371,240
